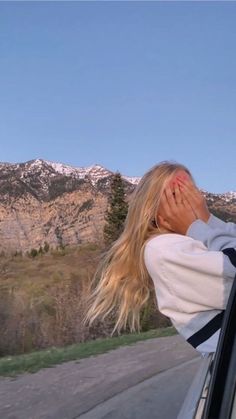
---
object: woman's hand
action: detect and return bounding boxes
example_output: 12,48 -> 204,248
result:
158,183 -> 197,235
177,177 -> 210,222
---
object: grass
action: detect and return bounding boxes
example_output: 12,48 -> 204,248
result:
0,243 -> 102,292
0,327 -> 177,377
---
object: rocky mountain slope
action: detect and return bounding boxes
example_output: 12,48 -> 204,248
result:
0,159 -> 235,255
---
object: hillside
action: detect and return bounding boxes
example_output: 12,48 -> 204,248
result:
0,244 -> 169,355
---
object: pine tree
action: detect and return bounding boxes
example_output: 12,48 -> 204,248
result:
30,248 -> 38,258
38,245 -> 44,255
43,241 -> 50,253
103,172 -> 128,245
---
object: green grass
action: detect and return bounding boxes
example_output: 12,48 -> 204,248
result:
0,327 -> 177,377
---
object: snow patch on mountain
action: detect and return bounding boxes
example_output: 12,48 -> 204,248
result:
220,191 -> 236,202
123,176 -> 140,185
43,159 -> 140,186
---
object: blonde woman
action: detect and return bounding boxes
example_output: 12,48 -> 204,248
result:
83,162 -> 236,355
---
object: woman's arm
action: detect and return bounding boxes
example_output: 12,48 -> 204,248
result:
207,213 -> 236,233
187,219 -> 236,251
145,234 -> 236,312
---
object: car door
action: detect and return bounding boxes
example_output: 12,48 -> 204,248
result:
178,276 -> 236,419
202,275 -> 236,418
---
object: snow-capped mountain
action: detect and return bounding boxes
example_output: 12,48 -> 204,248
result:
20,159 -> 139,185
0,158 -> 235,255
0,158 -> 139,203
220,191 -> 236,202
44,160 -> 114,186
2,158 -> 234,192
46,159 -> 141,186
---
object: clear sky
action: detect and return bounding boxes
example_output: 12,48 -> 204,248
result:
1,1 -> 236,193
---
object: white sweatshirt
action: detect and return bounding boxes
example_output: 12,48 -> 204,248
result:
144,215 -> 236,355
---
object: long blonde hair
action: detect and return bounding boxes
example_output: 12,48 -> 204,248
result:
83,161 -> 192,335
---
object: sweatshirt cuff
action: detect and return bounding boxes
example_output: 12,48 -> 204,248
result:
207,214 -> 226,229
186,219 -> 213,242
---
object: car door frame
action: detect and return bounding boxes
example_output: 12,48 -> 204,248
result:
202,276 -> 236,418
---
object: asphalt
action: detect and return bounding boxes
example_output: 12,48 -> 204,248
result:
0,334 -> 201,419
78,357 -> 202,419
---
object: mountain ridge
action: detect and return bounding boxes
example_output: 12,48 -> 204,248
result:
1,158 -> 234,194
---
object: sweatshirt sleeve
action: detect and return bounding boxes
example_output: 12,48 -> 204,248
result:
186,218 -> 236,251
146,235 -> 236,312
207,214 -> 236,234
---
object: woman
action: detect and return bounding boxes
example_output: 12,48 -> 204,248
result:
83,161 -> 236,355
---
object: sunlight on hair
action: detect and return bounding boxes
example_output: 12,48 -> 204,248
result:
83,161 -> 193,335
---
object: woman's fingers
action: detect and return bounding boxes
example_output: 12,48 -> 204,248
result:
174,183 -> 182,205
177,178 -> 201,203
177,177 -> 198,196
176,177 -> 210,222
158,184 -> 196,235
179,183 -> 197,206
163,184 -> 188,210
164,186 -> 177,209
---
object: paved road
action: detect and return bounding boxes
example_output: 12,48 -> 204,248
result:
0,334 -> 201,419
78,357 -> 201,419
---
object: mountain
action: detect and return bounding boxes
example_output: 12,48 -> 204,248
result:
204,190 -> 236,224
0,159 -> 235,255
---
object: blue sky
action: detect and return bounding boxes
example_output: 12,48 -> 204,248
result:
1,2 -> 236,193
